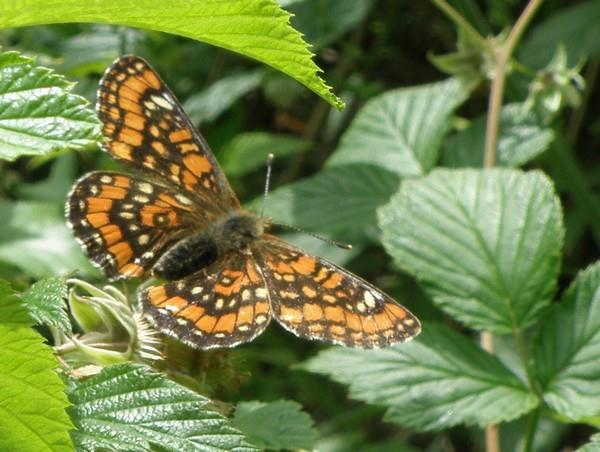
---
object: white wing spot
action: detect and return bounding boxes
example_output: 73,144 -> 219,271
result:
255,314 -> 268,325
364,291 -> 376,308
120,212 -> 135,219
175,194 -> 193,205
138,182 -> 154,194
151,95 -> 174,110
356,302 -> 367,313
138,234 -> 150,245
241,289 -> 251,301
255,288 -> 268,299
191,286 -> 203,295
100,175 -> 113,184
215,298 -> 224,309
134,194 -> 150,203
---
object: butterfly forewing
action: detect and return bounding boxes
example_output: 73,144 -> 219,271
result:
140,252 -> 271,349
255,236 -> 421,348
66,171 -> 202,279
96,55 -> 239,210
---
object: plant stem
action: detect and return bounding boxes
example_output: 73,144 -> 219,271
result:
483,0 -> 544,166
480,2 -> 544,450
431,0 -> 490,51
480,331 -> 500,452
523,407 -> 541,452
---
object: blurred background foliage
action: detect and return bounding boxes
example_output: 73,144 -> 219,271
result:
0,0 -> 599,450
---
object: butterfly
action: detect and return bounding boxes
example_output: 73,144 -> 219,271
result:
66,55 -> 421,349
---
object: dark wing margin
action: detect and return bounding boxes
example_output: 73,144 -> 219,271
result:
254,236 -> 421,349
96,55 -> 239,211
139,252 -> 272,349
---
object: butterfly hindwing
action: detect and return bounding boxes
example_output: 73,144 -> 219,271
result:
66,171 -> 204,279
255,237 -> 421,348
96,55 -> 239,210
140,252 -> 272,349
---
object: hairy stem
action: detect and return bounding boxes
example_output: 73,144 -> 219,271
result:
484,0 -> 544,166
480,1 -> 544,450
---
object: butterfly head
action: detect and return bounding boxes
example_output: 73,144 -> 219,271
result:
214,210 -> 267,253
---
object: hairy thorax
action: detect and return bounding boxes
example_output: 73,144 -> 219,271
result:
152,210 -> 266,281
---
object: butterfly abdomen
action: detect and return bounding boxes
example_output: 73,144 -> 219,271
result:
152,233 -> 218,280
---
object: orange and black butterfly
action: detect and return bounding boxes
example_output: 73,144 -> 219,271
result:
66,56 -> 421,349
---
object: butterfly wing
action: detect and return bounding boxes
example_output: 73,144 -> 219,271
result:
255,236 -> 421,348
96,55 -> 238,210
140,251 -> 272,349
66,171 -> 207,279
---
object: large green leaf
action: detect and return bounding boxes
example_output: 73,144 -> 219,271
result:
20,276 -> 71,332
303,322 -> 538,431
0,51 -> 101,161
0,201 -> 97,278
533,262 -> 600,421
282,0 -> 375,49
327,78 -> 468,177
260,164 -> 400,241
443,103 -> 555,168
0,280 -> 73,451
378,168 -> 563,333
68,363 -> 257,451
232,400 -> 317,450
519,1 -> 600,68
184,70 -> 264,124
221,132 -> 312,177
0,0 -> 343,109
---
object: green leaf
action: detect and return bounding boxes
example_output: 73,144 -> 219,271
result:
303,322 -> 538,431
20,276 -> 71,331
327,78 -> 468,177
0,0 -> 343,109
221,132 -> 312,177
184,70 -> 264,124
443,103 -> 555,168
533,262 -> 600,421
283,0 -> 375,49
0,201 -> 97,278
0,280 -> 73,451
16,152 -> 77,202
519,1 -> 600,68
378,168 -> 563,333
60,28 -> 123,76
0,51 -> 101,161
68,362 -> 257,451
232,400 -> 317,450
260,164 -> 400,241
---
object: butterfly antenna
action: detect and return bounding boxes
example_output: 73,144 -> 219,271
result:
273,222 -> 353,250
260,153 -> 274,218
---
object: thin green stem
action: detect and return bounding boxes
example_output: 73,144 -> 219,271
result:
523,406 -> 541,452
484,0 -> 544,167
431,0 -> 490,50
